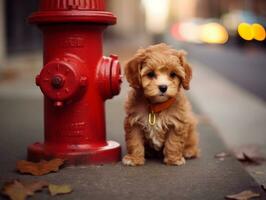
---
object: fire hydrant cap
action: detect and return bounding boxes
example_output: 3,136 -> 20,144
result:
29,0 -> 116,25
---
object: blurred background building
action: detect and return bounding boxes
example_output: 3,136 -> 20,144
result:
0,0 -> 265,62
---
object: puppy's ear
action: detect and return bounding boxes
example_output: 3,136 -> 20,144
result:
176,50 -> 192,90
124,48 -> 146,89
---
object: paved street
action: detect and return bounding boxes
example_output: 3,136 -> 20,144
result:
178,42 -> 266,101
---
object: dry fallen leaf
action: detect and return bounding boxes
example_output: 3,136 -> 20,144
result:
225,190 -> 260,200
2,180 -> 48,200
232,145 -> 266,165
242,153 -> 261,165
215,152 -> 230,161
48,184 -> 73,196
16,159 -> 64,176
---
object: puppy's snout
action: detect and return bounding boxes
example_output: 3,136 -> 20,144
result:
159,85 -> 168,93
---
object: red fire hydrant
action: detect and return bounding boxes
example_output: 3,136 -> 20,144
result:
27,0 -> 122,165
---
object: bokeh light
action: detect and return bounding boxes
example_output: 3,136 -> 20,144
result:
251,24 -> 266,41
199,23 -> 229,44
238,23 -> 266,41
142,0 -> 170,34
238,23 -> 253,41
179,21 -> 201,43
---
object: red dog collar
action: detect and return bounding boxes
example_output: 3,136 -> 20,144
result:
149,97 -> 176,113
148,97 -> 176,126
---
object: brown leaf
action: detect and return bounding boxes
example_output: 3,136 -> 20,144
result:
225,190 -> 260,200
232,145 -> 266,165
16,159 -> 64,176
22,180 -> 49,193
2,180 -> 48,200
242,153 -> 261,165
48,184 -> 73,196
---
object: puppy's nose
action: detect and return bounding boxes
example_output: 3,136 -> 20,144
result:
159,85 -> 168,93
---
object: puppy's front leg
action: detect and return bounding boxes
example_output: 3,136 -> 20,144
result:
123,126 -> 145,166
163,129 -> 186,166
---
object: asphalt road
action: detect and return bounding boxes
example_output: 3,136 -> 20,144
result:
173,42 -> 266,101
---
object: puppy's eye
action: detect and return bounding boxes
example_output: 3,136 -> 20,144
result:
170,72 -> 177,78
147,71 -> 156,78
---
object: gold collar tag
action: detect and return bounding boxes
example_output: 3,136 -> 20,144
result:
148,111 -> 156,126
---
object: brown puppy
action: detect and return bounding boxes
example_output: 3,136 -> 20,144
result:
123,43 -> 199,166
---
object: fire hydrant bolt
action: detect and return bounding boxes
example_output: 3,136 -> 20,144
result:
27,0 -> 122,165
51,75 -> 64,89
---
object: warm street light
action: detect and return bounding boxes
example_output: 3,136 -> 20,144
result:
142,0 -> 170,34
238,23 -> 266,41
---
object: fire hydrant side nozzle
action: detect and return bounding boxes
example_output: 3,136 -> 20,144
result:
96,55 -> 122,100
27,0 -> 122,165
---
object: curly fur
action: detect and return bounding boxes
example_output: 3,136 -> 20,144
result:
123,43 -> 199,166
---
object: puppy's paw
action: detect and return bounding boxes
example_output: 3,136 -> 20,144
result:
184,147 -> 200,159
164,157 -> 186,166
122,154 -> 145,166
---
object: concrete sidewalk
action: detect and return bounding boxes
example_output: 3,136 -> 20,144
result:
0,97 -> 265,200
190,61 -> 266,186
190,61 -> 266,147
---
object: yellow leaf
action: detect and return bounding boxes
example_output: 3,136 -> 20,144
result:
48,184 -> 73,196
